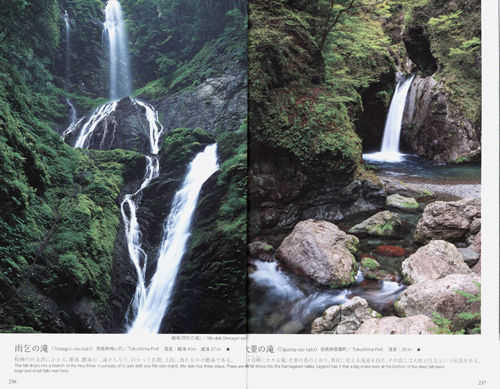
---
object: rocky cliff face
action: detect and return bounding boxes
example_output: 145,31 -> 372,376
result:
153,73 -> 247,152
250,160 -> 386,233
401,76 -> 480,163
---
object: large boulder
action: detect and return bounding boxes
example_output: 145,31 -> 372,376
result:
355,315 -> 437,335
381,177 -> 433,198
395,273 -> 481,332
69,97 -> 153,154
349,210 -> 402,237
386,194 -> 419,210
311,297 -> 380,334
402,240 -> 472,284
414,198 -> 481,244
276,220 -> 358,287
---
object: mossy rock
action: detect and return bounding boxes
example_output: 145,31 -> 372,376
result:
349,210 -> 402,237
386,194 -> 419,210
160,127 -> 216,169
361,257 -> 380,270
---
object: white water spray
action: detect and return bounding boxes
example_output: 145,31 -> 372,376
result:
364,75 -> 414,163
103,0 -> 132,99
73,101 -> 118,149
121,156 -> 160,319
128,144 -> 219,334
64,10 -> 71,86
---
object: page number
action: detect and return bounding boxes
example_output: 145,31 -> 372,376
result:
479,381 -> 486,385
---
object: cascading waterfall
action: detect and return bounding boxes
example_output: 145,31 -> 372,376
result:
64,10 -> 71,86
120,156 -> 160,319
127,144 -> 219,334
103,0 -> 132,100
61,10 -> 79,139
363,74 -> 414,163
61,99 -> 82,140
73,101 -> 118,149
67,0 -> 217,334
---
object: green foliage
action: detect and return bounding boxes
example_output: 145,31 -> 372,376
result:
122,0 -> 247,92
430,282 -> 481,334
160,128 -> 215,169
249,0 -> 392,174
430,312 -> 465,334
454,282 -> 481,334
216,120 -> 247,241
398,0 -> 481,126
361,257 -> 379,270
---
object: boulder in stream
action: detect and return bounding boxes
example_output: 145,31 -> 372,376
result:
402,240 -> 472,285
311,297 -> 380,334
380,177 -> 433,198
395,273 -> 481,332
386,194 -> 419,210
276,220 -> 358,287
349,210 -> 402,237
414,198 -> 481,244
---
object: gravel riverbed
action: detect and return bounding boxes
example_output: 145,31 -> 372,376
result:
407,183 -> 481,199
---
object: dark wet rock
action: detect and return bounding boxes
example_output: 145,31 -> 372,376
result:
311,297 -> 380,334
401,76 -> 480,163
402,240 -> 472,285
249,159 -> 387,232
395,273 -> 481,332
69,97 -> 153,155
154,75 -> 247,144
359,257 -> 396,282
248,241 -> 275,261
457,248 -> 480,268
468,229 -> 481,255
276,220 -> 358,287
349,210 -> 402,237
414,198 -> 481,244
402,25 -> 437,77
355,315 -> 437,335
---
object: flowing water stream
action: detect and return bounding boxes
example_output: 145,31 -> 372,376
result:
103,0 -> 132,99
66,0 -> 219,334
247,72 -> 479,334
127,145 -> 219,334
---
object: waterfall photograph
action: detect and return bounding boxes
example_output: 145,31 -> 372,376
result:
0,0 -> 247,334
248,0 -> 481,334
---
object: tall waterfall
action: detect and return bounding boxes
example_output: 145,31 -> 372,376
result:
103,0 -> 132,99
64,10 -> 71,86
363,74 -> 414,163
62,10 -> 79,138
67,0 -> 216,334
127,144 -> 219,334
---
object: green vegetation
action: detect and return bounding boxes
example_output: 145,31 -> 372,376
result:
160,127 -> 216,169
249,0 -> 395,176
430,282 -> 481,334
121,0 -> 246,96
396,0 -> 481,126
361,257 -> 380,270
